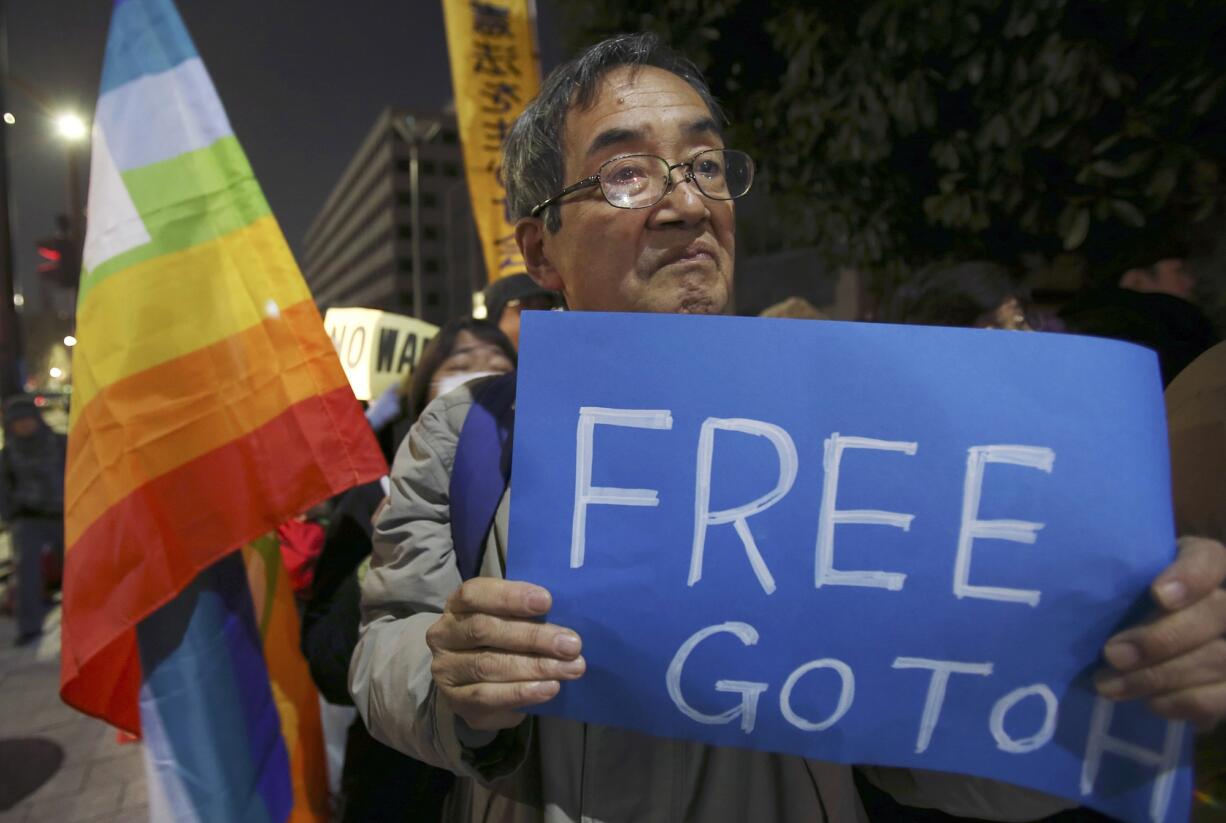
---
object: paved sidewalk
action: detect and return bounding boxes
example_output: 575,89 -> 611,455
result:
0,605 -> 149,822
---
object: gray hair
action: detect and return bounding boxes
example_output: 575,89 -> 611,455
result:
503,32 -> 725,233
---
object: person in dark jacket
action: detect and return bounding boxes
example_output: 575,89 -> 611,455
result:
303,480 -> 455,822
0,395 -> 66,646
1061,244 -> 1220,386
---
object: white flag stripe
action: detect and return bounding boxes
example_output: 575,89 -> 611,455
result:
94,56 -> 234,173
82,123 -> 152,274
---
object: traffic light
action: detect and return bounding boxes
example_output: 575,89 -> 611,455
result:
35,234 -> 81,289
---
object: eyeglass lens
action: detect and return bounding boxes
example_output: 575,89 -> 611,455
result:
600,150 -> 752,209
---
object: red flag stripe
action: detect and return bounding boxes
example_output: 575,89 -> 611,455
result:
60,385 -> 386,728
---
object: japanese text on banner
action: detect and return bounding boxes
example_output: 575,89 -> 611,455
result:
442,0 -> 541,283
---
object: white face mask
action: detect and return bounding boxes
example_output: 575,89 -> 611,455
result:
433,370 -> 501,399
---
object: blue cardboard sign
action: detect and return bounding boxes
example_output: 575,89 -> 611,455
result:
507,311 -> 1190,823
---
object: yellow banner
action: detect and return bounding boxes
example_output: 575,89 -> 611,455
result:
442,0 -> 541,284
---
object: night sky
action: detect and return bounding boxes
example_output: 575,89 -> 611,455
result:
5,0 -> 564,309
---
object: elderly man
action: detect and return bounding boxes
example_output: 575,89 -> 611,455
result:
352,33 -> 1226,822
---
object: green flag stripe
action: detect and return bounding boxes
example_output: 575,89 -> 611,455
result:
79,136 -> 273,302
124,135 -> 254,217
78,181 -> 272,303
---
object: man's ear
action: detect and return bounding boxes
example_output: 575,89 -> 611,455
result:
516,217 -> 565,292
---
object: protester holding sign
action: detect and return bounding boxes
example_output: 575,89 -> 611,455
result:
352,33 -> 1226,822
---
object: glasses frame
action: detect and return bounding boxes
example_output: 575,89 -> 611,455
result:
529,149 -> 753,218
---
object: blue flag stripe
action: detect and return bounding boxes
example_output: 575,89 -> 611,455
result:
136,553 -> 292,823
100,0 -> 199,96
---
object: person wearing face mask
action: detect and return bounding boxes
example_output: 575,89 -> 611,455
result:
408,320 -> 518,426
301,318 -> 515,822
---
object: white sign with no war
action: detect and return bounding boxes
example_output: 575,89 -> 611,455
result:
324,307 -> 437,401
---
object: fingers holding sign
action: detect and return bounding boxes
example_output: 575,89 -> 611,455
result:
427,578 -> 585,732
1096,536 -> 1226,730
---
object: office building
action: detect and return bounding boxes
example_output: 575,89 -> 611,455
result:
302,107 -> 484,325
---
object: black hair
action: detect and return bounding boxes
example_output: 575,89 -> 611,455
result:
885,261 -> 1029,328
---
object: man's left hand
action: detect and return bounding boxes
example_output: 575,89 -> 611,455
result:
1095,536 -> 1226,730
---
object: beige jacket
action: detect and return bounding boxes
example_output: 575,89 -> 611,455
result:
351,385 -> 1072,823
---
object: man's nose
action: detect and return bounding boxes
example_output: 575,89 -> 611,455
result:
654,168 -> 708,224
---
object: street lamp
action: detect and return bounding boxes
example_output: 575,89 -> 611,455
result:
393,114 -> 441,320
53,112 -> 89,262
63,335 -> 76,347
54,112 -> 87,142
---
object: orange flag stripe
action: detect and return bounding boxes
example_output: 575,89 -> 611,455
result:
65,298 -> 349,547
70,215 -> 313,418
60,383 -> 385,733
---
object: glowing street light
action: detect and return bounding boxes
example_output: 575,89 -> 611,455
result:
64,335 -> 77,347
55,112 -> 87,142
49,367 -> 64,379
3,113 -> 14,125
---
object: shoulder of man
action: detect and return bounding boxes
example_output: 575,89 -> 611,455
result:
403,376 -> 505,476
424,374 -> 515,436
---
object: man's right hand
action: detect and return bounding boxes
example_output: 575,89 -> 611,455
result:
426,578 -> 585,731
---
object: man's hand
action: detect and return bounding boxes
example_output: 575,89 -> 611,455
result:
1095,536 -> 1226,730
426,578 -> 585,732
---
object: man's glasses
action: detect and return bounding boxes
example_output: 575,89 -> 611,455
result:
529,149 -> 754,217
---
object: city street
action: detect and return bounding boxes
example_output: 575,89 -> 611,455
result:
0,575 -> 148,822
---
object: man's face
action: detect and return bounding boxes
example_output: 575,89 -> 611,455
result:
1121,257 -> 1196,300
518,66 -> 736,315
1150,258 -> 1195,299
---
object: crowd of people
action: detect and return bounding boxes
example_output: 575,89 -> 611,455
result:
337,31 -> 1223,823
8,26 -> 1221,823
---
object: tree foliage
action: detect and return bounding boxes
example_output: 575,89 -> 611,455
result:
559,0 -> 1226,287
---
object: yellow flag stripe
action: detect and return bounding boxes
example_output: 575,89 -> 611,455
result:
72,216 -> 312,417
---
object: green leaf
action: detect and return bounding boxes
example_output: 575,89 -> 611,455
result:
1100,70 -> 1122,99
1109,199 -> 1145,228
1061,207 -> 1090,250
1090,159 -> 1129,178
1147,165 -> 1179,203
1194,76 -> 1226,116
1091,134 -> 1122,156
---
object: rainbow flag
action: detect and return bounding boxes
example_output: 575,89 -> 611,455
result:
243,534 -> 332,821
61,0 -> 385,817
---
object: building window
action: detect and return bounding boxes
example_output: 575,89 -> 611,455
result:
427,292 -> 440,307
396,192 -> 412,206
421,160 -> 437,175
395,159 -> 410,173
425,258 -> 440,273
443,162 -> 460,177
397,225 -> 412,238
398,258 -> 413,273
421,192 -> 438,207
423,225 -> 439,241
441,130 -> 458,145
